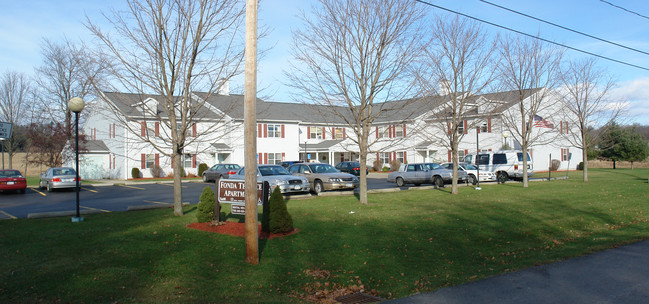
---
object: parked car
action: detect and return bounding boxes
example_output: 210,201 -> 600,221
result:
39,167 -> 81,192
287,162 -> 359,194
280,160 -> 303,168
229,164 -> 310,194
463,150 -> 533,183
0,169 -> 27,194
387,163 -> 467,187
202,163 -> 241,182
335,161 -> 368,176
441,162 -> 496,185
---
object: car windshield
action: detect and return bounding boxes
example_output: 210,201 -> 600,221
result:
54,168 -> 76,175
462,163 -> 477,170
423,163 -> 442,170
0,170 -> 21,177
226,164 -> 240,170
309,164 -> 338,173
259,166 -> 290,176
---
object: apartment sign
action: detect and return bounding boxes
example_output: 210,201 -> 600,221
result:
0,122 -> 12,140
217,179 -> 263,205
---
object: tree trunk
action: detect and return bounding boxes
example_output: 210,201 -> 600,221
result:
358,130 -> 369,205
582,142 -> 588,182
613,160 -> 616,169
172,151 -> 184,216
522,144 -> 529,188
451,144 -> 459,194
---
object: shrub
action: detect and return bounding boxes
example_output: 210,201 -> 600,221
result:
131,168 -> 140,179
382,166 -> 390,172
267,186 -> 293,234
198,163 -> 209,177
389,159 -> 402,171
149,165 -> 163,178
550,159 -> 561,171
577,161 -> 584,170
196,186 -> 217,223
372,160 -> 382,172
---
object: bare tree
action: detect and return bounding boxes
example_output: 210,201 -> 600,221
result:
416,15 -> 498,194
35,39 -> 105,131
0,71 -> 31,168
87,0 -> 246,216
497,35 -> 563,187
287,0 -> 426,205
558,58 -> 622,182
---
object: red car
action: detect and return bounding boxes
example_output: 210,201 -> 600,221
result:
0,169 -> 27,194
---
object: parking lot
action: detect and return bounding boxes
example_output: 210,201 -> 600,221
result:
1,173 -> 420,219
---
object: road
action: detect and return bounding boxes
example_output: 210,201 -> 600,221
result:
0,173 -> 401,219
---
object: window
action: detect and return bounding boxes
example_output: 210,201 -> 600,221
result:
183,154 -> 195,168
458,121 -> 465,134
267,124 -> 282,138
109,123 -> 117,139
458,150 -> 466,160
376,126 -> 390,138
379,152 -> 390,164
396,151 -> 405,163
493,153 -> 507,164
560,121 -> 570,134
395,125 -> 404,137
141,153 -> 157,169
561,148 -> 570,161
480,123 -> 488,133
310,127 -> 323,139
267,152 -> 283,165
146,154 -> 155,168
334,127 -> 345,140
477,154 -> 490,165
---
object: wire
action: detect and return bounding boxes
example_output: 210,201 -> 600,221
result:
480,0 -> 649,57
413,0 -> 649,72
599,0 -> 649,21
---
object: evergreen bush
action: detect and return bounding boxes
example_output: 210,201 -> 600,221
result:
268,186 -> 293,234
196,186 -> 216,223
577,161 -> 584,170
131,168 -> 140,179
198,163 -> 209,177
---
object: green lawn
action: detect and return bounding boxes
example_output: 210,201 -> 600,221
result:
2,169 -> 649,303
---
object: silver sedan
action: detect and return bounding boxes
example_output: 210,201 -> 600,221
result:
39,167 -> 81,192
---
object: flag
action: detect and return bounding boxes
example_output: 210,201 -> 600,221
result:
534,114 -> 554,128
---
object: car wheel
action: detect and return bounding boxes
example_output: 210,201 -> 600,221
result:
433,176 -> 444,188
39,181 -> 44,189
202,174 -> 209,183
396,177 -> 405,187
468,175 -> 477,185
314,180 -> 324,194
497,172 -> 508,184
47,182 -> 53,192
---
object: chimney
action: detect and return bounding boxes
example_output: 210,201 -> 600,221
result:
218,79 -> 230,95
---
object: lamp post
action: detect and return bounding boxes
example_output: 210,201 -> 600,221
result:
475,123 -> 487,190
68,97 -> 85,222
503,132 -> 509,149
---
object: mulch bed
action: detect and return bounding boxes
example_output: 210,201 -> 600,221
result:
187,221 -> 299,239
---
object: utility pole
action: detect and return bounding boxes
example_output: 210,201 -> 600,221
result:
244,0 -> 259,265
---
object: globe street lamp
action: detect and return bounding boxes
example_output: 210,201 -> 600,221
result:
69,97 -> 85,222
503,132 -> 509,149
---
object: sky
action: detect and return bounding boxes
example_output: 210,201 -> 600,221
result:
1,0 -> 648,124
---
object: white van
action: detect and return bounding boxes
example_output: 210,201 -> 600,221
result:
462,150 -> 534,183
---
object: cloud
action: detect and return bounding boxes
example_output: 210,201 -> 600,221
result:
610,78 -> 649,125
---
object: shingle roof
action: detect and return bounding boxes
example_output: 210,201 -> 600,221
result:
102,88 -> 544,125
82,140 -> 110,153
